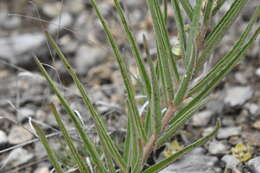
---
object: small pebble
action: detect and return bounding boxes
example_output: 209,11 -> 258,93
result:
245,103 -> 259,116
192,110 -> 213,127
34,167 -> 49,173
160,148 -> 218,173
221,155 -> 240,169
8,125 -> 34,144
224,86 -> 253,106
217,127 -> 241,139
18,107 -> 35,122
208,141 -> 228,155
42,2 -> 62,18
253,121 -> 260,130
1,148 -> 33,167
247,157 -> 260,173
74,45 -> 107,74
48,13 -> 73,34
0,130 -> 8,144
256,68 -> 260,77
206,99 -> 224,114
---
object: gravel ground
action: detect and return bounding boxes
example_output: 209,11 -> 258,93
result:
0,0 -> 259,173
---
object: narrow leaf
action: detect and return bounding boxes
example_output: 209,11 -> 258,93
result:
172,0 -> 187,52
50,104 -> 90,173
174,0 -> 203,106
44,32 -> 127,171
190,6 -> 260,96
144,35 -> 161,136
113,0 -> 152,98
32,123 -> 64,173
203,0 -> 214,26
147,0 -> 180,101
89,0 -> 147,143
179,0 -> 193,20
144,120 -> 220,173
197,0 -> 248,69
160,28 -> 259,145
212,0 -> 225,16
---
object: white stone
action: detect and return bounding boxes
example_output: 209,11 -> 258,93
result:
0,130 -> 8,144
74,45 -> 107,74
160,148 -> 218,173
256,68 -> 260,77
48,13 -> 73,33
192,110 -> 214,127
8,125 -> 34,144
208,141 -> 227,155
34,167 -> 49,173
224,86 -> 253,106
222,155 -> 240,169
217,127 -> 241,139
1,148 -> 33,167
247,157 -> 260,173
245,103 -> 259,115
42,2 -> 62,18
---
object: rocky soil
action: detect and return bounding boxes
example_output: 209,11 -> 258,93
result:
0,0 -> 259,173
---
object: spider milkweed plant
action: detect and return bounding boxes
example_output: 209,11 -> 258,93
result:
33,0 -> 260,172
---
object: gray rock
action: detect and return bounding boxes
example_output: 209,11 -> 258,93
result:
0,130 -> 7,144
0,14 -> 21,30
0,33 -> 46,65
235,72 -> 247,84
17,107 -> 35,122
208,141 -> 228,155
65,0 -> 85,14
206,99 -> 224,114
34,167 -> 49,173
8,125 -> 34,144
221,117 -> 235,126
48,13 -> 73,34
192,110 -> 213,127
124,0 -> 145,8
247,157 -> 260,173
160,148 -> 218,173
42,2 -> 62,18
224,86 -> 253,107
245,103 -> 259,116
74,45 -> 107,74
217,127 -> 241,139
1,148 -> 33,168
256,68 -> 260,77
221,155 -> 240,169
203,127 -> 215,137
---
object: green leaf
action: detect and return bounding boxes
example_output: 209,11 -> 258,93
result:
189,6 -> 260,96
157,98 -> 209,146
50,104 -> 90,173
172,0 -> 187,53
197,0 -> 248,69
123,116 -> 133,166
174,0 -> 203,106
203,0 -> 214,26
212,0 -> 225,16
147,0 -> 180,101
144,35 -> 162,136
32,123 -> 64,173
126,101 -> 143,173
89,0 -> 147,143
160,28 -> 260,145
163,0 -> 168,23
113,0 -> 152,99
144,120 -> 220,173
179,0 -> 193,20
43,32 -> 127,171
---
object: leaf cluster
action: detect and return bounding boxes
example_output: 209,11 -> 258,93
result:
33,0 -> 260,172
